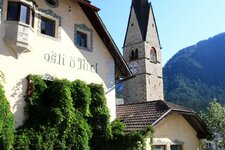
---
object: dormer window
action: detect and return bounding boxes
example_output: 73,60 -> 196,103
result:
7,1 -> 34,27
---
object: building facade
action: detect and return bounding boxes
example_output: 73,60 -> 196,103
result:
0,0 -> 130,127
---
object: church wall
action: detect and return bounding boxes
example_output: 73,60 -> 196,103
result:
146,113 -> 200,150
124,7 -> 143,47
124,74 -> 147,103
0,0 -> 116,127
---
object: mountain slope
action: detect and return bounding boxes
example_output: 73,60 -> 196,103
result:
163,33 -> 225,111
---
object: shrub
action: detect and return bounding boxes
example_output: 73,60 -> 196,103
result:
0,75 -> 14,150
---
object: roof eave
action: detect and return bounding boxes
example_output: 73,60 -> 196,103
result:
76,0 -> 100,12
152,109 -> 211,139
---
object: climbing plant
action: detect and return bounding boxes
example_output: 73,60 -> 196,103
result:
88,83 -> 112,149
108,119 -> 153,150
0,72 -> 14,150
14,76 -> 92,150
6,74 -> 152,149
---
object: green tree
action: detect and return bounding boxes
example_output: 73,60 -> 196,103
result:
201,101 -> 225,149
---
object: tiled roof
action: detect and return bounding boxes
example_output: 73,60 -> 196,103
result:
165,101 -> 195,113
116,100 -> 211,139
117,100 -> 197,132
116,100 -> 169,132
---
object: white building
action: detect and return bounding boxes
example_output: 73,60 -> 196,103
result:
0,0 -> 131,127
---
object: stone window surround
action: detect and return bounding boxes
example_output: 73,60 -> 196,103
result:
38,8 -> 61,41
74,24 -> 93,52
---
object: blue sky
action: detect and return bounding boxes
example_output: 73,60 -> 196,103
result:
91,0 -> 225,66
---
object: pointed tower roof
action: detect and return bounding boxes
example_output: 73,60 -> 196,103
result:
132,0 -> 150,40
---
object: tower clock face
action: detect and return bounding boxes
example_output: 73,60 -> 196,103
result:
128,61 -> 139,74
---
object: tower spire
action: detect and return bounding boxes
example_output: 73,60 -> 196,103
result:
131,0 -> 150,41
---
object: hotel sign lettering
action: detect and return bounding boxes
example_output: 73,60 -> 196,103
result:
44,51 -> 98,73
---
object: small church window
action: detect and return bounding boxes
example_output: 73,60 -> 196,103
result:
150,47 -> 157,63
130,50 -> 135,61
130,49 -> 139,61
135,49 -> 139,59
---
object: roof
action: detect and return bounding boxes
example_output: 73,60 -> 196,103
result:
76,0 -> 132,80
116,100 -> 211,139
132,0 -> 150,41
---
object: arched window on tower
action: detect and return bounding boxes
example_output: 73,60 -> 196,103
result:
130,50 -> 135,61
130,49 -> 139,61
135,49 -> 139,59
150,47 -> 157,63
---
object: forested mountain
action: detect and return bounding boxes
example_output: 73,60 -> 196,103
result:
164,33 -> 225,111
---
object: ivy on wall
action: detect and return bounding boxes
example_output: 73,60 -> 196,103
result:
0,71 -> 14,150
0,74 -> 153,149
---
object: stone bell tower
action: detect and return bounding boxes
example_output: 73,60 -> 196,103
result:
123,0 -> 164,104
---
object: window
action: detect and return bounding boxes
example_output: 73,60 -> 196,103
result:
77,31 -> 87,48
171,145 -> 182,150
75,24 -> 93,51
130,49 -> 138,61
153,145 -> 166,150
135,49 -> 139,59
130,50 -> 135,61
41,17 -> 55,37
7,2 -> 34,27
150,47 -> 157,63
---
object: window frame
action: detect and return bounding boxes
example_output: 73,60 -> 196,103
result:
153,145 -> 166,150
75,24 -> 93,52
40,16 -> 56,37
6,1 -> 34,27
77,31 -> 88,48
170,145 -> 182,150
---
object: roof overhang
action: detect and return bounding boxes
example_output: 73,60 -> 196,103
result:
77,0 -> 132,81
153,109 -> 212,139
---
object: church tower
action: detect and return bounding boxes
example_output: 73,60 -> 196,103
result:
123,0 -> 164,104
